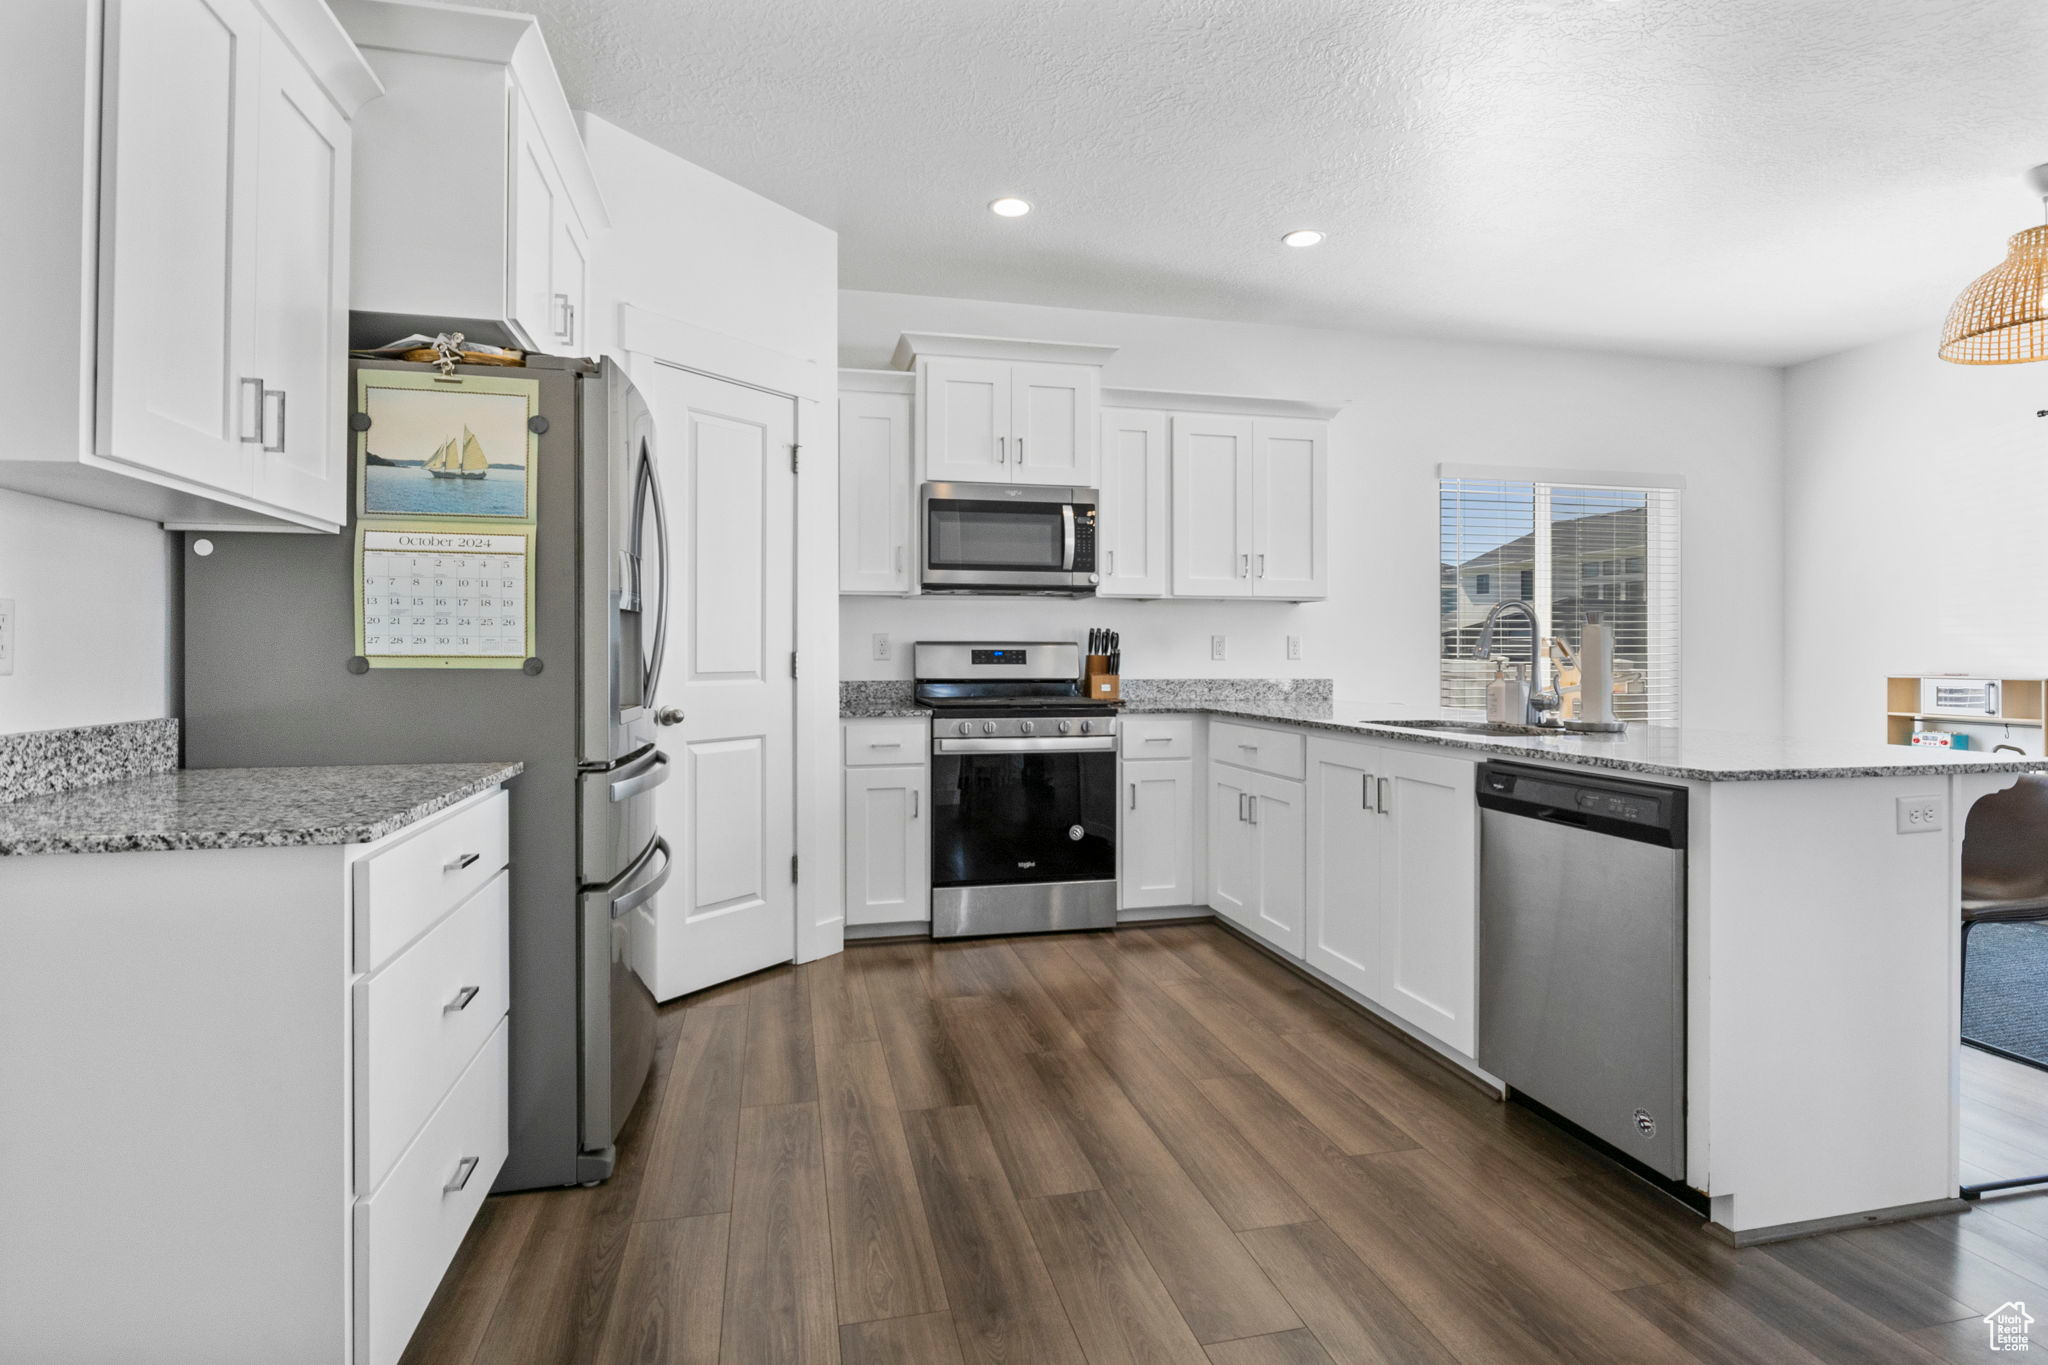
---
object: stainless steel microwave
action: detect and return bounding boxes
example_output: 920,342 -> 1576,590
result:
921,482 -> 1099,595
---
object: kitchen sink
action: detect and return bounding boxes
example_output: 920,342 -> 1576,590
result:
1359,718 -> 1573,739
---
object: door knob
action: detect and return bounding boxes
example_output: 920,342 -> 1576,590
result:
656,707 -> 685,726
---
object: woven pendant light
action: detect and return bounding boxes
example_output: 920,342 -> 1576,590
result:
1940,164 -> 2048,364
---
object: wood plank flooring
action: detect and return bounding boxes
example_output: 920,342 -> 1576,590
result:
402,922 -> 2048,1365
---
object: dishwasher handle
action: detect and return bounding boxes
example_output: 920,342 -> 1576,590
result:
1476,759 -> 1688,849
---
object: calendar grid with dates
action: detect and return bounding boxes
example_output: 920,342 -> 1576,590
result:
359,532 -> 530,659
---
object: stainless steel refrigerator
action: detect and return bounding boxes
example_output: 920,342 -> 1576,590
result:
182,354 -> 668,1191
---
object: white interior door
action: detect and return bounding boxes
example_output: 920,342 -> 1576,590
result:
643,366 -> 798,1000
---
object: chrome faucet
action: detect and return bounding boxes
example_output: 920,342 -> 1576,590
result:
1473,600 -> 1563,727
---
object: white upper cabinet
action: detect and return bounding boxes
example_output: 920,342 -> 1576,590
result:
1171,414 -> 1255,597
1169,402 -> 1333,602
4,0 -> 377,531
838,374 -> 915,595
1097,409 -> 1169,597
335,0 -> 608,356
896,334 -> 1115,488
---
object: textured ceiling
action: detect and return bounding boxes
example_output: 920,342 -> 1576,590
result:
469,0 -> 2048,363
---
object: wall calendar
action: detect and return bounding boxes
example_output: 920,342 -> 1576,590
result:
354,527 -> 535,668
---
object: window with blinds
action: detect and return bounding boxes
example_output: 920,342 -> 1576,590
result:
1439,476 -> 1681,724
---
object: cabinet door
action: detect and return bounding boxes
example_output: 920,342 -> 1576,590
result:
1306,738 -> 1384,1000
839,391 -> 914,594
1207,765 -> 1258,930
922,357 -> 1009,484
1248,772 -> 1306,957
1251,418 -> 1327,599
96,0 -> 263,495
247,22 -> 349,523
1170,415 -> 1254,597
845,766 -> 930,926
1098,409 -> 1168,597
1121,759 -> 1194,909
1008,362 -> 1095,486
508,91 -> 567,353
1378,747 -> 1478,1054
551,211 -> 589,354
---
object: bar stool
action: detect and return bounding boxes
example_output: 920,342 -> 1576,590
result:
1958,774 -> 2048,1197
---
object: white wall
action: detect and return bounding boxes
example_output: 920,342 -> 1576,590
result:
840,290 -> 1785,732
0,490 -> 170,735
1783,324 -> 2048,743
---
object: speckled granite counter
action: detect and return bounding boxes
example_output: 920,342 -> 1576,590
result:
840,681 -> 929,718
1121,690 -> 2048,782
0,761 -> 523,856
0,718 -> 180,804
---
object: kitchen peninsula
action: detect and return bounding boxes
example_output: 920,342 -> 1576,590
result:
846,678 -> 2042,1244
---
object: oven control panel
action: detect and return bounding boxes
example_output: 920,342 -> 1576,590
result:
935,713 -> 1118,740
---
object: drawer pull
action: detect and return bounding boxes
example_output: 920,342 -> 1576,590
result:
869,740 -> 903,749
1144,736 -> 1172,743
444,1155 -> 480,1195
1238,742 -> 1259,751
445,984 -> 482,1014
444,851 -> 481,874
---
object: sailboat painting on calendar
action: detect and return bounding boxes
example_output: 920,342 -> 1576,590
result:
356,369 -> 540,522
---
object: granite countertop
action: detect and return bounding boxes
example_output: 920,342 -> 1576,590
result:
840,681 -> 930,719
1124,696 -> 2048,782
0,762 -> 524,856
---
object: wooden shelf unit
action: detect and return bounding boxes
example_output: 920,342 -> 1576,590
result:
1885,676 -> 2047,748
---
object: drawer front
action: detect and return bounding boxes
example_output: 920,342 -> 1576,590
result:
844,718 -> 928,766
1121,716 -> 1195,760
355,1017 -> 508,1365
355,789 -> 510,973
355,871 -> 510,1192
579,748 -> 666,886
1210,720 -> 1306,780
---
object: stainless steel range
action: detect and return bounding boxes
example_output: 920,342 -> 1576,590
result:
916,641 -> 1119,938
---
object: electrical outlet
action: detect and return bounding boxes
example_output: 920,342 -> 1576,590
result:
1896,795 -> 1944,834
1286,634 -> 1301,661
871,632 -> 891,661
1211,634 -> 1227,661
0,599 -> 13,676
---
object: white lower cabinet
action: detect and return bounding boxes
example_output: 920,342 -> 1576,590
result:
1119,717 -> 1197,908
844,720 -> 930,925
0,782 -> 513,1364
1305,734 -> 1478,1055
1207,755 -> 1307,957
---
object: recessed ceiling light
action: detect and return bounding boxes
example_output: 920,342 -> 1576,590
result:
1281,229 -> 1326,248
989,197 -> 1032,218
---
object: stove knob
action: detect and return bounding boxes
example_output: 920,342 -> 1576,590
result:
1059,720 -> 1073,735
1080,720 -> 1094,734
984,720 -> 998,734
957,721 -> 973,736
1019,720 -> 1035,735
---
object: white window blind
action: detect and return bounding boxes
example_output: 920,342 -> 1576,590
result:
1439,477 -> 1681,724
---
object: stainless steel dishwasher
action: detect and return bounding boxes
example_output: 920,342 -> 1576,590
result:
1477,760 -> 1689,1181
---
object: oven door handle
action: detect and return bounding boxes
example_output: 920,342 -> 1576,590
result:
1061,503 -> 1076,572
934,736 -> 1117,755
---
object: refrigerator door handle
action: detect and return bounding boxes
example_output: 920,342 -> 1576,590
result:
633,440 -> 672,705
608,749 -> 671,802
611,837 -> 673,920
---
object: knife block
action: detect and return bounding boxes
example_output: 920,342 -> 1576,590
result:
1084,654 -> 1121,701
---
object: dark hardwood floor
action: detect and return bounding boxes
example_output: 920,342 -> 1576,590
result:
401,923 -> 2048,1364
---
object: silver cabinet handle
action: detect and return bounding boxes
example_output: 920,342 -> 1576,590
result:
1248,794 -> 1259,825
1017,437 -> 1024,465
444,1155 -> 480,1195
1363,773 -> 1376,811
1238,742 -> 1259,752
895,545 -> 905,575
1237,792 -> 1249,822
260,389 -> 287,453
1107,548 -> 1116,576
656,706 -> 685,726
239,377 -> 266,443
1378,777 -> 1391,814
565,301 -> 575,342
443,851 -> 481,873
1129,782 -> 1138,810
1258,553 -> 1266,578
1240,553 -> 1249,578
997,435 -> 1006,464
869,740 -> 903,749
554,291 -> 572,339
445,985 -> 481,1013
1144,736 -> 1171,744
911,789 -> 920,819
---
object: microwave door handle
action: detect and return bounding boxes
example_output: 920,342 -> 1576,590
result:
1061,503 -> 1076,572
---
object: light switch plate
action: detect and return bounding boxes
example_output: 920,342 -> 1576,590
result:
1896,795 -> 1943,834
1286,635 -> 1302,661
0,598 -> 14,676
1211,635 -> 1227,661
871,633 -> 891,661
